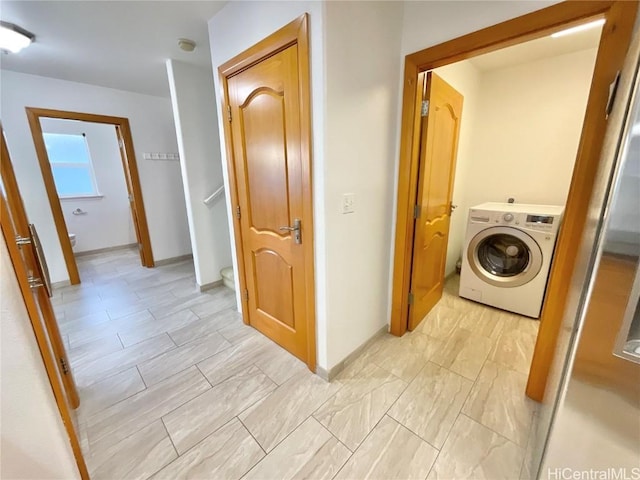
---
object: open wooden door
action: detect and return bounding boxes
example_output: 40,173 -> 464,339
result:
114,125 -> 153,267
408,72 -> 463,330
1,126 -> 88,477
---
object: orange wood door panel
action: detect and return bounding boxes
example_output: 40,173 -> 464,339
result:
115,125 -> 145,265
1,127 -> 80,408
228,45 -> 310,362
1,125 -> 87,477
409,72 -> 464,330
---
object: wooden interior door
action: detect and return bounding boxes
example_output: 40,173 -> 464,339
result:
115,125 -> 146,266
1,126 -> 89,479
409,72 -> 464,330
1,127 -> 80,410
227,43 -> 313,364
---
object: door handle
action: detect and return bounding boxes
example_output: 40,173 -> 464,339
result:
279,218 -> 302,244
27,275 -> 45,289
16,235 -> 31,245
28,224 -> 53,297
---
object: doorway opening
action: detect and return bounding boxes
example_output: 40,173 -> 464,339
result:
26,108 -> 154,285
390,2 -> 636,402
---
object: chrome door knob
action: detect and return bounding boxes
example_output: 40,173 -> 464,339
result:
278,218 -> 302,244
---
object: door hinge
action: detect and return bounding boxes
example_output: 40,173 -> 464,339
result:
408,292 -> 415,305
60,356 -> 69,375
606,71 -> 621,118
227,105 -> 232,123
118,139 -> 124,149
421,100 -> 429,117
413,204 -> 421,219
243,289 -> 249,302
235,205 -> 241,219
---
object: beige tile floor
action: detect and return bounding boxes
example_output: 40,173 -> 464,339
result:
55,247 -> 541,480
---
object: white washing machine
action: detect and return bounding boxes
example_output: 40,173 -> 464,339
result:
459,202 -> 564,318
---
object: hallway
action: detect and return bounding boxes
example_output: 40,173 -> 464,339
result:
55,248 -> 539,479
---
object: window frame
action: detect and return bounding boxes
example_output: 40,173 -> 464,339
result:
43,132 -> 102,199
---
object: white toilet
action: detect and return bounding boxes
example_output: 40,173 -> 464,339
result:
69,233 -> 76,247
220,266 -> 234,291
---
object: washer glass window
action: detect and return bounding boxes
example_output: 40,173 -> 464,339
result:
467,226 -> 543,288
477,234 -> 530,276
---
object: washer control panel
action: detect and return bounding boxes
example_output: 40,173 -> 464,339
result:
469,209 -> 562,233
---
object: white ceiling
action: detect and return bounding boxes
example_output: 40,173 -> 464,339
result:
0,3 -> 603,97
469,25 -> 602,72
0,1 -> 227,97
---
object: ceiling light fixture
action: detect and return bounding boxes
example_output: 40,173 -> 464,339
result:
551,19 -> 605,38
0,21 -> 35,53
178,38 -> 196,52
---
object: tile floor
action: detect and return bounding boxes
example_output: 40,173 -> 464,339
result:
55,247 -> 541,480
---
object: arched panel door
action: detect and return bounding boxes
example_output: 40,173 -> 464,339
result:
409,72 -> 464,330
226,32 -> 314,366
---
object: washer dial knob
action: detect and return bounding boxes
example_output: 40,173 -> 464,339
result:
503,213 -> 514,222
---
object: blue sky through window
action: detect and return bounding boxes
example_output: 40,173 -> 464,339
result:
43,133 -> 98,197
43,133 -> 91,164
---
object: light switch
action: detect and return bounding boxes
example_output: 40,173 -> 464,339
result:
342,193 -> 356,214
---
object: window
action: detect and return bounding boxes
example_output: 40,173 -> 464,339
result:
43,133 -> 100,198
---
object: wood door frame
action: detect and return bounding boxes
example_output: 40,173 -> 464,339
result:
25,107 -> 154,285
389,1 -> 637,401
1,129 -> 89,479
218,14 -> 317,372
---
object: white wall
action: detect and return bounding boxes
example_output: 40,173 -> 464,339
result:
0,237 -> 80,479
40,118 -> 136,253
0,70 -> 192,283
323,1 -> 404,368
208,0 -> 328,364
463,48 -> 598,209
166,60 -> 232,287
432,62 -> 482,276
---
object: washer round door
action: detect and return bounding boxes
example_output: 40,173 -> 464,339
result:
467,226 -> 543,287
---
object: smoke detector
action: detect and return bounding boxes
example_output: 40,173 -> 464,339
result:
178,38 -> 196,52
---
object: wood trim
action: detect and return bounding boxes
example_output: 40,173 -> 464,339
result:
218,15 -> 305,77
389,1 -> 638,401
219,14 -> 317,372
297,15 -> 317,372
116,122 -> 155,267
25,107 -> 155,285
406,2 -> 614,71
390,67 -> 425,337
527,1 -> 637,401
25,109 -> 81,284
0,166 -> 89,478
